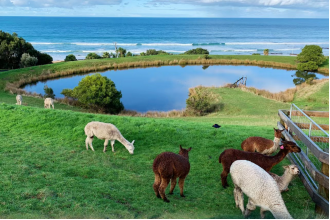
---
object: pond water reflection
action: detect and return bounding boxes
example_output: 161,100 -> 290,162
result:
23,65 -> 328,112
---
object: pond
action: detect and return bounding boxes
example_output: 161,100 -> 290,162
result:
23,65 -> 328,112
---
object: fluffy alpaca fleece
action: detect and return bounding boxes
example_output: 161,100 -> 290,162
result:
241,128 -> 284,155
152,145 -> 191,203
230,160 -> 292,219
270,165 -> 300,192
219,141 -> 301,188
16,95 -> 22,105
44,98 -> 54,109
84,121 -> 135,154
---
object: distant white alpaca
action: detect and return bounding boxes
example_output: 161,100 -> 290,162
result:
230,160 -> 292,219
16,95 -> 22,105
270,165 -> 300,192
84,121 -> 135,154
44,98 -> 54,109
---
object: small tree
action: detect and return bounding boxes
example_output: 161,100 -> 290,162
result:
297,45 -> 326,72
263,49 -> 269,56
65,54 -> 77,62
61,73 -> 124,114
110,52 -> 116,58
116,47 -> 127,57
37,52 -> 53,65
126,52 -> 133,57
103,52 -> 110,58
140,52 -> 146,56
186,86 -> 216,116
20,53 -> 38,68
43,85 -> 55,98
86,53 -> 101,60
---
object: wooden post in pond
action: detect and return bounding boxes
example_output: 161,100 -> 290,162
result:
316,149 -> 329,216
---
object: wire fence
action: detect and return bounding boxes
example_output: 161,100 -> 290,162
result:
289,104 -> 329,172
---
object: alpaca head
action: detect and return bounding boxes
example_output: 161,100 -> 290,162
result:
179,145 -> 192,159
281,141 -> 301,153
283,164 -> 300,175
273,128 -> 285,138
125,140 -> 135,154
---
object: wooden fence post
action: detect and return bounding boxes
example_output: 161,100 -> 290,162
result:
316,159 -> 329,215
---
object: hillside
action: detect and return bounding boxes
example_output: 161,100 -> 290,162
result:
0,103 -> 316,218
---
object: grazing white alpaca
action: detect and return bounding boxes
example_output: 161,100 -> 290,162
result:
16,95 -> 22,105
230,160 -> 292,219
84,121 -> 135,154
44,98 -> 54,109
270,164 -> 300,192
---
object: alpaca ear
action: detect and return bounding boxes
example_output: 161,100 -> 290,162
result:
283,165 -> 289,169
280,129 -> 285,132
273,128 -> 276,131
188,147 -> 192,151
131,140 -> 135,144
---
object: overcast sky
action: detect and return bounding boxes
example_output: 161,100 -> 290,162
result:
0,0 -> 328,18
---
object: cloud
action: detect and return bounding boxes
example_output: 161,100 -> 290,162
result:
148,0 -> 329,10
0,0 -> 122,8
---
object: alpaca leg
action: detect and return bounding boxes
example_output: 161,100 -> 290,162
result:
260,208 -> 267,219
178,177 -> 186,197
169,177 -> 177,194
221,169 -> 230,188
85,137 -> 90,150
86,136 -> 95,151
103,139 -> 109,153
111,140 -> 115,152
52,104 -> 54,109
153,173 -> 161,198
245,198 -> 256,218
159,178 -> 170,203
234,186 -> 244,213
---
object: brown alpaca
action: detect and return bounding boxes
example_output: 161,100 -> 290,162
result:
152,145 -> 192,203
241,128 -> 284,155
219,141 -> 301,188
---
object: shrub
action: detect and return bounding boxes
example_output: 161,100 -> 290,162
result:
140,52 -> 146,56
186,86 -> 216,116
43,85 -> 55,99
116,47 -> 126,57
64,54 -> 77,62
297,61 -> 319,72
86,53 -> 101,60
126,52 -> 133,57
102,52 -> 110,58
297,45 -> 326,66
145,49 -> 169,56
252,53 -> 260,55
37,52 -> 53,65
184,48 -> 209,55
20,53 -> 38,68
61,73 -> 124,114
110,52 -> 116,58
203,54 -> 211,59
263,49 -> 269,56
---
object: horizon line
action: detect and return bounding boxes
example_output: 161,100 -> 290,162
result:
0,16 -> 329,19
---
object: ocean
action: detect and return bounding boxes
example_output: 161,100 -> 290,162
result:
1,17 -> 329,60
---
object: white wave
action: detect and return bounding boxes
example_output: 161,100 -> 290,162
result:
82,50 -> 116,53
31,42 -> 62,45
73,43 -> 115,46
233,49 -> 257,52
226,42 -> 329,45
41,50 -> 71,53
274,48 -> 301,51
141,43 -> 191,46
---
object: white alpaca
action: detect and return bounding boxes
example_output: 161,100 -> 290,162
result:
230,160 -> 292,219
44,98 -> 54,109
84,121 -> 135,154
270,165 -> 300,192
16,95 -> 22,105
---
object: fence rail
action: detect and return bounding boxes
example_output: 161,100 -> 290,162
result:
278,104 -> 329,216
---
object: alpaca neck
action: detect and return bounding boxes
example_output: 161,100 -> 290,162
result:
280,170 -> 295,189
273,137 -> 281,147
117,134 -> 130,147
269,149 -> 289,168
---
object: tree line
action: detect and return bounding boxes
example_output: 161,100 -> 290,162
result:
0,31 -> 53,69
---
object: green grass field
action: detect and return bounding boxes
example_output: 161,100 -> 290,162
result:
0,56 -> 328,218
0,104 -> 317,218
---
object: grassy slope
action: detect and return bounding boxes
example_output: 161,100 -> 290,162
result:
293,80 -> 329,111
0,104 -> 316,218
